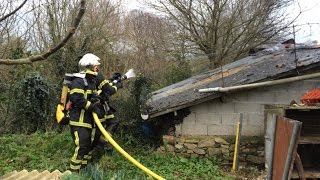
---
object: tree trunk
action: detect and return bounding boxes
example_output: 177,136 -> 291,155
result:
206,49 -> 220,69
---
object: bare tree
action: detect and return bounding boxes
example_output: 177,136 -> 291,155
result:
122,10 -> 177,79
146,0 -> 299,69
0,0 -> 86,65
79,0 -> 123,75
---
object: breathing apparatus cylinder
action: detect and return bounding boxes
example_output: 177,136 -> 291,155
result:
60,73 -> 74,108
60,83 -> 69,107
56,73 -> 75,125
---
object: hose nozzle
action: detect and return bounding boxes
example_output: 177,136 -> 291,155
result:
112,69 -> 136,84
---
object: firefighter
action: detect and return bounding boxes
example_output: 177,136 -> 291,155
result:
78,54 -> 122,153
68,53 -> 103,172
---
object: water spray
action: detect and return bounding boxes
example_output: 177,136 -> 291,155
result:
112,68 -> 136,84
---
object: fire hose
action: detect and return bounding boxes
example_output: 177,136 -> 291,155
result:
92,112 -> 165,180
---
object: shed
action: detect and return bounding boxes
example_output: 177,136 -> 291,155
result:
142,46 -> 320,136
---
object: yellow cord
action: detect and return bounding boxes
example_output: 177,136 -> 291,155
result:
93,113 -> 165,180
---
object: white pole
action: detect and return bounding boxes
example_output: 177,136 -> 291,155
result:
197,72 -> 320,93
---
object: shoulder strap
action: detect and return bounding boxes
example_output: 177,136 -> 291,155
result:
83,78 -> 88,87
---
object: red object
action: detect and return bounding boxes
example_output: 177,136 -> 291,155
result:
300,89 -> 320,106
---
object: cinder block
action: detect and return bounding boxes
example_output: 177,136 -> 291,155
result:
274,90 -> 294,104
208,125 -> 235,135
220,102 -> 236,113
312,79 -> 320,89
183,112 -> 196,124
208,113 -> 222,125
287,81 -> 306,91
272,82 -> 295,92
291,90 -> 306,102
208,100 -> 235,113
231,91 -> 248,102
207,99 -> 222,113
221,113 -> 241,125
192,102 -> 209,114
247,113 -> 264,126
247,90 -> 276,103
175,124 -> 182,136
301,79 -> 320,91
241,125 -> 263,136
181,124 -> 208,135
196,112 -> 210,125
234,102 -> 263,113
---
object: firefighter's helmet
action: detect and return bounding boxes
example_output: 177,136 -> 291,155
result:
78,53 -> 101,69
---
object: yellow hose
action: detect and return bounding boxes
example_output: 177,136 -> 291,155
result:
92,113 -> 165,180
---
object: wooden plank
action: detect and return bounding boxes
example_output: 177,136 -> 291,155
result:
294,153 -> 306,180
298,136 -> 320,144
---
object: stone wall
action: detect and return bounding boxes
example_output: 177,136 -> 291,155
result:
158,135 -> 265,166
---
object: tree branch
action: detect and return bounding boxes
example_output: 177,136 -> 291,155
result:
0,0 -> 28,23
0,0 -> 86,65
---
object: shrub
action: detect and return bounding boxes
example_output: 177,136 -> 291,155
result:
8,72 -> 57,133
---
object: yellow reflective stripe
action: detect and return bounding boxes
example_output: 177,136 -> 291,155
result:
85,70 -> 97,76
85,101 -> 91,110
99,114 -> 115,122
106,114 -> 115,119
70,164 -> 81,170
86,90 -> 93,95
82,159 -> 88,165
97,90 -> 102,95
99,117 -> 107,122
71,131 -> 80,163
70,89 -> 85,94
71,159 -> 82,164
69,121 -> 92,128
112,85 -> 118,91
86,151 -> 92,160
79,109 -> 85,123
98,79 -> 109,90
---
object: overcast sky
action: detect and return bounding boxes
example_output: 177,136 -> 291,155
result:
123,0 -> 320,43
288,0 -> 320,43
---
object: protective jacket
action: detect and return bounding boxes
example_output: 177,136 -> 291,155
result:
94,73 -> 119,102
68,75 -> 97,129
94,73 -> 122,120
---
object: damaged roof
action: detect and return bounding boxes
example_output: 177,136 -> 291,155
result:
144,47 -> 320,119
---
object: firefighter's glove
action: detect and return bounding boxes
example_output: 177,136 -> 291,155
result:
111,72 -> 122,82
93,104 -> 106,119
92,104 -> 101,116
91,94 -> 102,104
115,81 -> 123,89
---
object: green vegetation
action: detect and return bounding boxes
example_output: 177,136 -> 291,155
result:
0,131 -> 232,180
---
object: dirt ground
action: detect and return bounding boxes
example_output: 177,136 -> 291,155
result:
222,164 -> 267,180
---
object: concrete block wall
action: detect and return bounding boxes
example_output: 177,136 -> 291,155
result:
176,78 -> 320,136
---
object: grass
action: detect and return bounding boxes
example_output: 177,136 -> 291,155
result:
0,130 -> 234,179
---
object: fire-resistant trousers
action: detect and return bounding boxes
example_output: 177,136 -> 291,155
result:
69,126 -> 93,171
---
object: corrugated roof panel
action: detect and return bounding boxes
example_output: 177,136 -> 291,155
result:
1,169 -> 71,180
